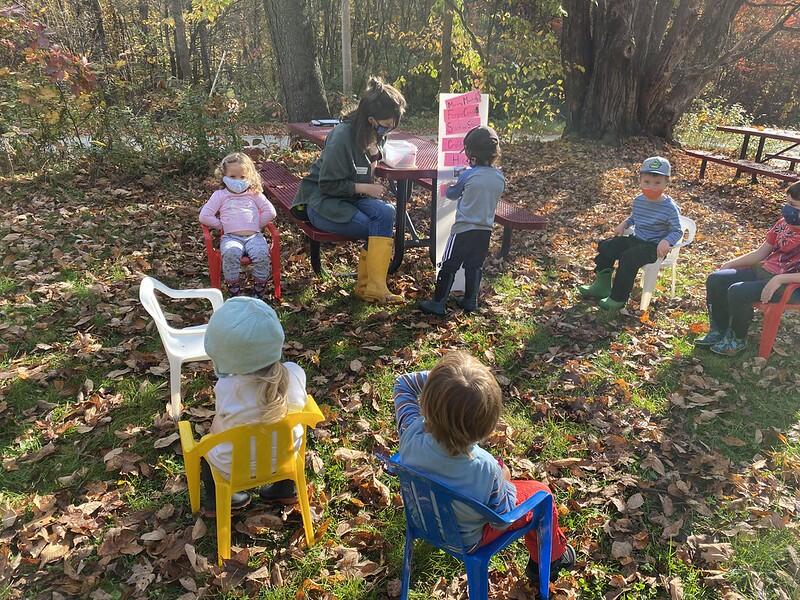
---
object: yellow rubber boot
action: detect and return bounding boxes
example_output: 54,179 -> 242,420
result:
359,236 -> 403,304
354,249 -> 368,298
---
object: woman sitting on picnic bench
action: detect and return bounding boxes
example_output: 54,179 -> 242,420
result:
292,77 -> 407,304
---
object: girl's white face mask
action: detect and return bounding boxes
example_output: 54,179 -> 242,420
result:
223,176 -> 250,194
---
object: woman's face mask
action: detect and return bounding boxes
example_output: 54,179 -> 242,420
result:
370,117 -> 395,137
782,202 -> 800,226
223,176 -> 250,194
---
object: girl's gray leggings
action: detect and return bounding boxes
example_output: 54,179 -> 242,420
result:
220,232 -> 270,282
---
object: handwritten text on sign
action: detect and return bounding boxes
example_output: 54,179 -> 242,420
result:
441,137 -> 464,152
444,104 -> 480,121
445,116 -> 481,136
444,89 -> 481,109
443,152 -> 469,167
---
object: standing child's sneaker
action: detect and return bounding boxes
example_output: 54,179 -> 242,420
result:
710,330 -> 747,356
526,544 -> 576,597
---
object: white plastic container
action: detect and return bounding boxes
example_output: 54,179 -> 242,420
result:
382,139 -> 418,168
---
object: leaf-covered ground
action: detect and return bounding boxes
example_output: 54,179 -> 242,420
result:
1,138 -> 799,600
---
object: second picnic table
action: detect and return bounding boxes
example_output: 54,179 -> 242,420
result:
685,125 -> 800,184
287,122 -> 439,273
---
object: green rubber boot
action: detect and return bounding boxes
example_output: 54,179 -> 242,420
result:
578,269 -> 613,299
598,296 -> 626,312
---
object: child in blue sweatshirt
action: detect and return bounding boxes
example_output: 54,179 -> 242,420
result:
394,351 -> 574,594
579,156 -> 683,311
419,126 -> 505,315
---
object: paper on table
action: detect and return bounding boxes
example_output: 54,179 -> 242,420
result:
444,90 -> 481,109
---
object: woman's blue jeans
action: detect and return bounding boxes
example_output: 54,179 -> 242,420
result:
308,198 -> 395,239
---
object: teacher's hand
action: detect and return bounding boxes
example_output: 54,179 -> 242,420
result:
357,182 -> 387,198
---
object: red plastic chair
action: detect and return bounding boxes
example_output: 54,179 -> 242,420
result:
202,223 -> 282,301
756,283 -> 800,359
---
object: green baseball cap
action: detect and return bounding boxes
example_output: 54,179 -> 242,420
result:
640,156 -> 671,177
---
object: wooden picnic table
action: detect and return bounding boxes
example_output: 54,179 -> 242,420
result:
287,122 -> 439,272
716,125 -> 800,182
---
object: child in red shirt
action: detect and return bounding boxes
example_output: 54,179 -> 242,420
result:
695,181 -> 800,355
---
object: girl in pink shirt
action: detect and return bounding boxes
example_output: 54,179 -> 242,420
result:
200,152 -> 277,297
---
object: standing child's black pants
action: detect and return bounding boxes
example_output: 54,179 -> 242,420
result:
594,235 -> 659,302
439,229 -> 492,274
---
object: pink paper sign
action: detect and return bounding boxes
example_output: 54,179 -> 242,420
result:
445,115 -> 481,136
444,152 -> 469,167
441,137 -> 464,152
444,104 -> 479,121
445,90 -> 481,109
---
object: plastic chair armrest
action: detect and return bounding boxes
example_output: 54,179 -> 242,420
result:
776,282 -> 800,308
179,421 -> 197,455
161,287 -> 224,311
493,490 -> 551,526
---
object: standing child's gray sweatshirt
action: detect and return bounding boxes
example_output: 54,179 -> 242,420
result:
446,166 -> 506,235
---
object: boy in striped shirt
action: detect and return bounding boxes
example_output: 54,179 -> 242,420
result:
579,156 -> 683,311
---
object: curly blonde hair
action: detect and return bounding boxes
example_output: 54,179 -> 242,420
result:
215,152 -> 263,194
420,351 -> 502,456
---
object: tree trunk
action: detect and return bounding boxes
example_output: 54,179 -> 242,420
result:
341,0 -> 352,96
75,0 -> 108,59
198,20 -> 212,86
168,0 -> 191,79
439,2 -> 453,93
559,0 -> 795,142
262,0 -> 330,120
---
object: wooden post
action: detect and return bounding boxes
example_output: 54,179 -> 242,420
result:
341,0 -> 352,97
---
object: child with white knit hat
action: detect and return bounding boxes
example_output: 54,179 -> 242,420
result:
202,297 -> 307,512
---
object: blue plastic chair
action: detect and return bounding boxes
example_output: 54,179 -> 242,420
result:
384,453 -> 553,599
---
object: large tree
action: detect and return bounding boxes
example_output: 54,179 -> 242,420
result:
560,0 -> 800,142
262,0 -> 330,121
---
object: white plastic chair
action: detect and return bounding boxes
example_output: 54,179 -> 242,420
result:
138,276 -> 224,420
627,216 -> 697,311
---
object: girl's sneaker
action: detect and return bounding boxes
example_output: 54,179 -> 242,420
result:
226,280 -> 241,297
526,544 -> 576,597
693,327 -> 726,347
252,278 -> 268,299
258,479 -> 297,505
710,330 -> 747,356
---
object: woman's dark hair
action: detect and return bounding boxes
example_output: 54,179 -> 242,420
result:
788,180 -> 800,201
344,77 -> 407,151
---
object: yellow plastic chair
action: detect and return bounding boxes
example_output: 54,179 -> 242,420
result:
178,395 -> 324,564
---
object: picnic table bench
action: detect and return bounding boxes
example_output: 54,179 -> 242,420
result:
415,178 -> 548,259
685,126 -> 800,184
258,161 -> 358,275
684,149 -> 800,183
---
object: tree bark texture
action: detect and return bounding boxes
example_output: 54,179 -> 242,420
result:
168,0 -> 191,79
559,0 -> 796,142
439,2 -> 453,93
263,0 -> 330,120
